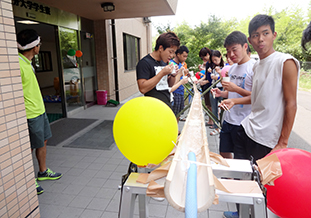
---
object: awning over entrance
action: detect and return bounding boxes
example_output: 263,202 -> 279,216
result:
33,0 -> 178,20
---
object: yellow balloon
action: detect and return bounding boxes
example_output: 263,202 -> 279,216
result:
113,96 -> 178,166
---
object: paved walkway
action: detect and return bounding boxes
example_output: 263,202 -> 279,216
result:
35,90 -> 311,218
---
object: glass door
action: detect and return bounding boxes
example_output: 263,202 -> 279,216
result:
58,27 -> 83,112
80,31 -> 97,106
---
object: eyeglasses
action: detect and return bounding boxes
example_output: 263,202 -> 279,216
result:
36,42 -> 42,47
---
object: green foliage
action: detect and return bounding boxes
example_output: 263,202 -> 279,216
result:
151,22 -> 176,51
155,23 -> 174,34
235,16 -> 252,36
153,4 -> 311,69
308,2 -> 311,20
59,27 -> 78,57
172,16 -> 238,69
273,7 -> 308,61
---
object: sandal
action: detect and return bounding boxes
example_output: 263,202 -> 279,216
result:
205,123 -> 213,126
209,126 -> 215,129
210,129 -> 220,136
179,117 -> 186,122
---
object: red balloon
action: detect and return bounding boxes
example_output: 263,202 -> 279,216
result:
195,72 -> 201,80
75,50 -> 83,57
265,148 -> 311,218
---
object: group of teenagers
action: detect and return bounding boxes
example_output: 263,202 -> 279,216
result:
136,14 -> 300,217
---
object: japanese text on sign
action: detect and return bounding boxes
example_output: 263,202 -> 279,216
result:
12,0 -> 51,15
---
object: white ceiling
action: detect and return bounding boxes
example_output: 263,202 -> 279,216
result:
34,0 -> 178,20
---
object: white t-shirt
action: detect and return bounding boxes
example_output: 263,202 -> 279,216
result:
154,66 -> 169,91
241,52 -> 300,149
224,60 -> 254,125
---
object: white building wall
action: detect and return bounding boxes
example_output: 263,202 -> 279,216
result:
106,18 -> 151,102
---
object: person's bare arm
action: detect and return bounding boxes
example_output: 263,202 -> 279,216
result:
222,81 -> 252,96
199,80 -> 210,86
196,75 -> 210,86
272,59 -> 298,152
219,95 -> 251,110
174,67 -> 184,85
211,88 -> 228,98
168,65 -> 179,87
215,67 -> 223,80
137,64 -> 173,94
170,77 -> 188,93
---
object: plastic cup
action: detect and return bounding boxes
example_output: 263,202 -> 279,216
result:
222,77 -> 230,82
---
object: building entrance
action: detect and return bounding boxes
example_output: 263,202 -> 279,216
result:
15,18 -> 65,122
14,16 -> 97,121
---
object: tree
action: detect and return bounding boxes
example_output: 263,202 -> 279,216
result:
173,16 -> 237,69
273,7 -> 308,61
154,16 -> 238,69
152,4 -> 310,69
154,22 -> 174,35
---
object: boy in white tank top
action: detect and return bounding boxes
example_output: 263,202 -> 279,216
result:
220,14 -> 300,161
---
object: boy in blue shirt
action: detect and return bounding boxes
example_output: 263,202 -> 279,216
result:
170,45 -> 189,121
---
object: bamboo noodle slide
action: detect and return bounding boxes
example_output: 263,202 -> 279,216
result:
164,85 -> 215,212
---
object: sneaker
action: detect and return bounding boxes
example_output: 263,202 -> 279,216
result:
37,168 -> 62,181
36,180 -> 44,195
151,197 -> 165,202
210,129 -> 220,136
223,211 -> 239,218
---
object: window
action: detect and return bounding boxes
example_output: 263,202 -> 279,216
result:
59,27 -> 79,69
123,33 -> 140,71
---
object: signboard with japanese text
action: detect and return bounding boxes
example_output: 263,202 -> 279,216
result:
12,0 -> 51,15
12,0 -> 79,30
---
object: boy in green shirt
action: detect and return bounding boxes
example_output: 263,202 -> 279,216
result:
17,29 -> 62,195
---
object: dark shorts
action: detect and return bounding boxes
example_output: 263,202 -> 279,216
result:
171,93 -> 184,116
203,92 -> 211,107
27,112 -> 52,149
219,121 -> 240,153
234,125 -> 272,161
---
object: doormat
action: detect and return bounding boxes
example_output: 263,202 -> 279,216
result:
47,113 -> 63,123
47,118 -> 98,146
63,120 -> 115,150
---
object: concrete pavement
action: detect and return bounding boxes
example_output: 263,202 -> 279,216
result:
35,89 -> 311,218
288,90 -> 311,152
